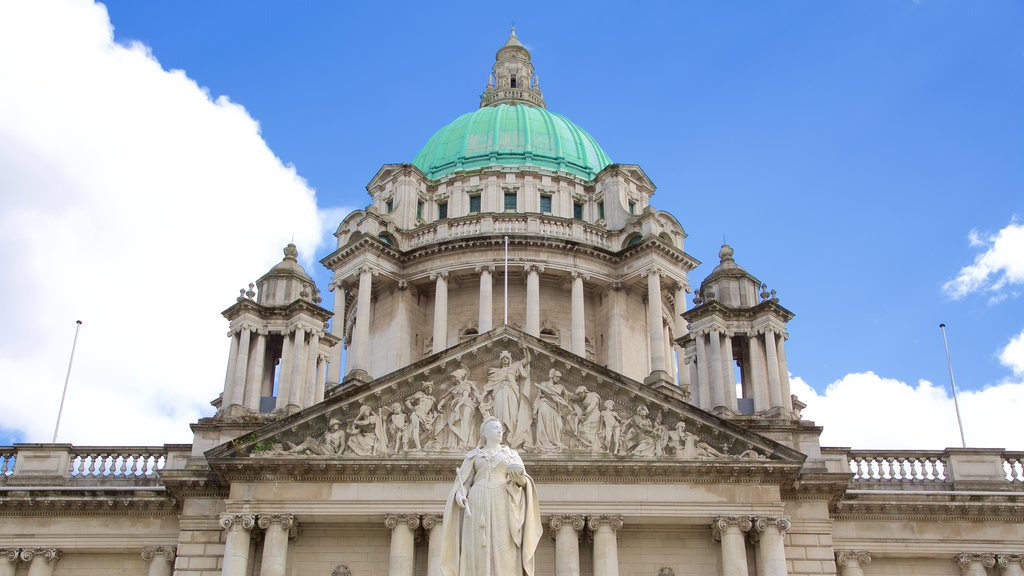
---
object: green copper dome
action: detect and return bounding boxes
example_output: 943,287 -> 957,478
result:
413,104 -> 611,181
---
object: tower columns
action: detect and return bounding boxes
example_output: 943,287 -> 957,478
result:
286,325 -> 307,410
708,329 -> 725,409
302,331 -> 321,407
695,332 -> 710,410
478,266 -> 494,333
432,271 -> 449,353
643,267 -> 669,381
328,284 -> 347,384
721,332 -> 736,410
229,326 -> 252,410
763,329 -> 783,409
571,272 -> 587,357
673,283 -> 690,388
349,265 -> 374,378
525,265 -> 541,336
748,335 -> 769,413
777,333 -> 793,411
606,284 -> 624,373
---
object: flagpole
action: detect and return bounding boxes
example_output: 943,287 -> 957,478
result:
939,323 -> 967,448
53,320 -> 83,443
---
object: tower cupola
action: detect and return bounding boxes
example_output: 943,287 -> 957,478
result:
481,28 -> 545,108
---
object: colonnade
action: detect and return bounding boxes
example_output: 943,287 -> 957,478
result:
220,513 -> 298,576
222,322 -> 329,414
0,547 -> 175,576
335,263 -> 679,384
689,326 -> 792,414
956,553 -> 1024,576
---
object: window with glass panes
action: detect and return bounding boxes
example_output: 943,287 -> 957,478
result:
438,202 -> 448,220
573,202 -> 583,220
540,194 -> 552,214
469,194 -> 481,213
504,192 -> 517,211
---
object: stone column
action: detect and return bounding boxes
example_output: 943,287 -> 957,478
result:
245,330 -> 267,411
747,335 -> 769,413
526,265 -> 541,336
20,549 -> 61,576
957,554 -> 996,576
328,283 -> 347,383
695,333 -> 710,411
644,268 -> 667,376
223,330 -> 240,406
550,514 -> 584,576
721,332 -> 737,410
230,325 -> 252,409
477,266 -> 494,333
421,514 -> 443,576
673,283 -> 690,388
302,330 -> 321,407
571,272 -> 587,357
776,333 -> 793,412
998,555 -> 1024,576
258,514 -> 297,576
276,328 -> 294,410
763,329 -> 783,409
220,513 -> 256,576
0,549 -> 20,576
708,329 -> 725,408
588,515 -> 623,576
286,326 -> 307,410
752,517 -> 790,576
141,546 -> 176,576
712,516 -> 752,576
431,272 -> 449,353
314,353 -> 328,403
835,551 -> 871,576
350,265 -> 374,377
385,513 -> 420,576
606,283 -> 624,373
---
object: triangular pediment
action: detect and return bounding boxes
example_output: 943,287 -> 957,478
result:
207,327 -> 804,482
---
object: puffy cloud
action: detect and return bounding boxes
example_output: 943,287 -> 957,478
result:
943,219 -> 1024,302
1000,329 -> 1024,377
792,369 -> 1024,450
0,0 -> 339,444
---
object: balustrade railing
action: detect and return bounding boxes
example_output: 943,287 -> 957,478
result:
0,447 -> 15,483
1005,451 -> 1024,483
406,213 -> 613,249
846,450 -> 948,482
67,446 -> 167,479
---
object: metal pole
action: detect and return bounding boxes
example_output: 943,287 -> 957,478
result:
939,323 -> 967,448
53,320 -> 83,443
504,236 -> 509,326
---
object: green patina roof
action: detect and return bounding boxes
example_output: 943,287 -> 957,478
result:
413,104 -> 611,181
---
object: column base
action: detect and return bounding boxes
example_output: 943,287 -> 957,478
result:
343,369 -> 372,385
643,370 -> 675,388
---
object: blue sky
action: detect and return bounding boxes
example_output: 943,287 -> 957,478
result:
1,0 -> 1021,448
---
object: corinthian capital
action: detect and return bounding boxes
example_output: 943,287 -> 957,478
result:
835,550 -> 871,567
384,513 -> 421,530
549,514 -> 586,533
20,548 -> 61,563
641,266 -> 664,279
753,516 -> 791,535
141,546 -> 176,563
219,513 -> 256,532
587,514 -> 623,532
357,264 -> 378,276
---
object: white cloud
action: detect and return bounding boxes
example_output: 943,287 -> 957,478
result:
792,370 -> 1024,450
943,219 -> 1024,301
0,0 -> 340,444
1000,329 -> 1024,377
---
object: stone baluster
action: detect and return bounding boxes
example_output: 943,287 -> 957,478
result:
222,329 -> 240,406
349,265 -> 375,378
230,325 -> 252,410
776,332 -> 793,411
525,265 -> 542,336
477,266 -> 494,333
245,329 -> 268,411
328,283 -> 347,383
588,515 -> 623,576
835,551 -> 871,576
643,267 -> 667,377
0,548 -> 19,576
998,555 -> 1024,576
763,329 -> 783,409
712,516 -> 752,576
431,272 -> 449,353
220,513 -> 256,576
550,514 -> 585,576
708,329 -> 725,409
957,554 -> 996,576
385,513 -> 420,576
141,546 -> 176,576
302,330 -> 321,407
721,332 -> 737,410
258,514 -> 297,576
286,326 -> 307,410
20,548 -> 61,576
752,517 -> 790,576
695,332 -> 710,410
570,272 -> 587,357
421,514 -> 443,576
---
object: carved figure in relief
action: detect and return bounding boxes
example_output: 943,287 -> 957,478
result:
651,411 -> 670,457
622,404 -> 659,457
532,369 -> 572,452
385,403 -> 411,453
436,367 -> 483,450
282,418 -> 347,456
347,404 -> 387,456
482,347 -> 533,449
406,382 -> 439,450
665,421 -> 689,458
599,400 -> 623,454
440,417 -> 542,576
572,386 -> 602,452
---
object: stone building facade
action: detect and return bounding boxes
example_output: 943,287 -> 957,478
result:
1,30 -> 1022,576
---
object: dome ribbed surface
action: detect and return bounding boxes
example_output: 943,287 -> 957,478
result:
413,104 -> 611,181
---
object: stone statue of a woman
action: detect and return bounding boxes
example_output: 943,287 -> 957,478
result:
439,416 -> 542,576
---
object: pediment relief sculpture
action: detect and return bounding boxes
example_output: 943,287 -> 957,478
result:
249,338 -> 776,462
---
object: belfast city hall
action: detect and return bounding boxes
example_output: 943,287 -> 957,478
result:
1,30 -> 1022,576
